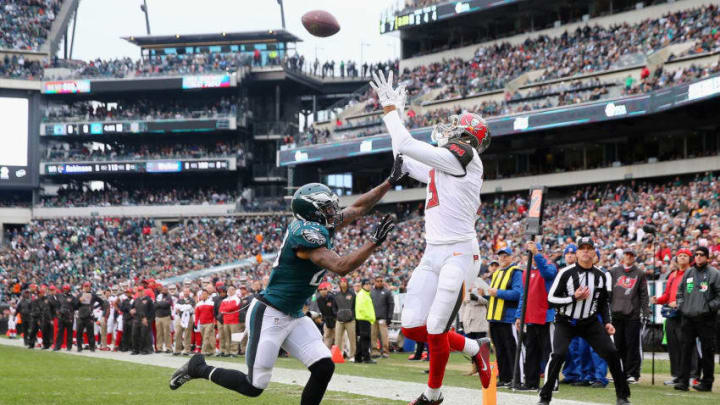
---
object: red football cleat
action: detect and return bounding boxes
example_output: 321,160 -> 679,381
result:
472,337 -> 493,389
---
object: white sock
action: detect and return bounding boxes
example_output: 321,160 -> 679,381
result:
463,338 -> 480,356
424,387 -> 442,401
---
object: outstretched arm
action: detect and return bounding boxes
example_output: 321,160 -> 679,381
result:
337,181 -> 392,231
300,215 -> 395,277
300,244 -> 377,277
382,109 -> 465,176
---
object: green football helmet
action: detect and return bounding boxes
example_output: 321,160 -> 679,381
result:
291,183 -> 343,228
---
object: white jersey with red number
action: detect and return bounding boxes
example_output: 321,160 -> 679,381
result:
383,110 -> 483,245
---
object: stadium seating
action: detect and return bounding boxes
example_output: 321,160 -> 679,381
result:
3,175 -> 718,295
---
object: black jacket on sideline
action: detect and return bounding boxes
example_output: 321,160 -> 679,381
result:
155,293 -> 172,318
333,288 -> 356,323
316,292 -> 336,329
370,287 -> 395,321
676,263 -> 720,319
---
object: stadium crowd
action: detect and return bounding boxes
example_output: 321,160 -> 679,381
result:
43,96 -> 246,122
38,186 -> 240,207
43,140 -> 242,162
1,174 -> 718,376
0,0 -> 62,51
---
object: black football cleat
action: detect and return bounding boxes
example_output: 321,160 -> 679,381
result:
409,393 -> 443,405
169,353 -> 206,390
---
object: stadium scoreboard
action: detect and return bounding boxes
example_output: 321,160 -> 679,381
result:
0,92 -> 39,188
380,0 -> 524,33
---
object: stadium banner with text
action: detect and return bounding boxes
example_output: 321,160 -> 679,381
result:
40,118 -> 236,136
42,80 -> 91,94
278,75 -> 720,166
43,73 -> 236,94
380,0 -> 524,33
42,158 -> 235,176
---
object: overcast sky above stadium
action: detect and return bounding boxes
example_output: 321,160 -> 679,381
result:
70,0 -> 401,64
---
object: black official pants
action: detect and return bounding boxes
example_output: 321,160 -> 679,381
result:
120,318 -> 133,351
489,322 -> 517,384
355,320 -> 371,362
20,315 -> 32,347
29,319 -> 52,348
613,318 -> 642,380
55,320 -> 73,350
77,317 -> 95,350
132,320 -> 149,354
540,318 -> 630,402
678,315 -> 716,387
665,316 -> 683,377
523,323 -> 550,388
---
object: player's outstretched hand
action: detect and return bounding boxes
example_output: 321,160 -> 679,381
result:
370,215 -> 395,246
369,70 -> 406,112
388,154 -> 409,186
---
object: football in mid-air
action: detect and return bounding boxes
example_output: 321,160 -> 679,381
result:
301,10 -> 340,38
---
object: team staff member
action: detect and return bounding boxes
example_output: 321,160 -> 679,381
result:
609,248 -> 650,384
174,287 -> 196,356
674,246 -> 720,392
29,286 -> 54,350
539,237 -> 630,405
514,241 -> 557,391
651,249 -> 691,385
131,287 -> 154,355
333,278 -> 356,360
486,247 -> 523,387
54,285 -> 75,351
370,276 -> 394,358
315,283 -> 336,349
355,279 -> 376,364
155,286 -> 173,353
76,281 -> 104,352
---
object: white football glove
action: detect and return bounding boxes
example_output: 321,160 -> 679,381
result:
369,70 -> 407,114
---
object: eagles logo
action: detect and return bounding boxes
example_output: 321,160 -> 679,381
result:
302,228 -> 326,246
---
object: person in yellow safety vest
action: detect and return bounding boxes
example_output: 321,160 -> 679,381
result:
355,279 -> 377,364
486,247 -> 524,387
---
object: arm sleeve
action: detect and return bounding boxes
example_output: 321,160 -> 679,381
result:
675,272 -> 686,309
535,254 -> 558,284
496,271 -> 523,302
597,271 -> 613,325
655,272 -> 672,305
386,293 -> 394,320
383,110 -> 465,176
708,271 -> 720,313
639,272 -> 650,317
548,271 -> 574,306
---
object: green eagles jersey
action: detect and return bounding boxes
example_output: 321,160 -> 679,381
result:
261,219 -> 333,317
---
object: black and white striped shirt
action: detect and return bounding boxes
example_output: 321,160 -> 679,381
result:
548,264 -> 612,324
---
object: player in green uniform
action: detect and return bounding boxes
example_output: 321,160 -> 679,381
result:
170,156 -> 408,405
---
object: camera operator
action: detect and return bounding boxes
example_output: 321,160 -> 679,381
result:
75,281 -> 104,352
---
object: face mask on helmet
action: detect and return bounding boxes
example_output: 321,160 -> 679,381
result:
300,191 -> 343,229
431,115 -> 465,147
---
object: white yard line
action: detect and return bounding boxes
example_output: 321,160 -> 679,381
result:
0,338 -> 593,405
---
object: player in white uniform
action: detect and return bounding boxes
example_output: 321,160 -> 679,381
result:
371,71 -> 493,405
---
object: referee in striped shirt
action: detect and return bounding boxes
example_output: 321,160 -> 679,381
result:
538,237 -> 631,405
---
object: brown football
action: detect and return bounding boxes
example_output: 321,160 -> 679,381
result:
301,10 -> 340,38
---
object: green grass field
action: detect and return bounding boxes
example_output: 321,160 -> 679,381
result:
213,350 -> 720,405
0,345 -> 404,405
1,341 -> 719,405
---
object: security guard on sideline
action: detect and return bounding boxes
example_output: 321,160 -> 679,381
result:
486,247 -> 523,387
